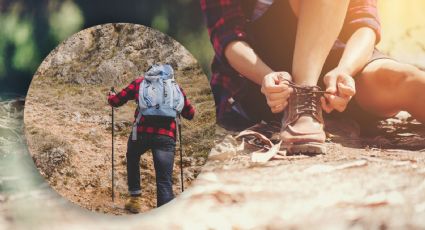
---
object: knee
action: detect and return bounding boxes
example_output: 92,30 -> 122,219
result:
358,60 -> 420,93
356,60 -> 425,114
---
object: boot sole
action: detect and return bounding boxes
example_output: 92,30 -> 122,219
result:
285,142 -> 327,155
125,207 -> 141,214
125,205 -> 141,214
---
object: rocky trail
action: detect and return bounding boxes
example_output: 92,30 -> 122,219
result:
2,96 -> 425,229
22,23 -> 215,215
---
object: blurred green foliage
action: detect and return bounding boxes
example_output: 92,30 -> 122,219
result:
0,0 -> 213,94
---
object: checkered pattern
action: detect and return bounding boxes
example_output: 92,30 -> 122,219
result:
200,0 -> 381,120
108,77 -> 195,139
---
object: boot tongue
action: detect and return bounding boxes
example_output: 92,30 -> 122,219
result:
292,85 -> 324,123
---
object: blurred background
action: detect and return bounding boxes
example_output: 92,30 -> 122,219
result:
0,0 -> 213,95
0,0 -> 424,95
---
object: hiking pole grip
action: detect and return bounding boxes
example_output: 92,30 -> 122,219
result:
111,87 -> 115,202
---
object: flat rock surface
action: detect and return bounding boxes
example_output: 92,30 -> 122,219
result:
1,95 -> 425,229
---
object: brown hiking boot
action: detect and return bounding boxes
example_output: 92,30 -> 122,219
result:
124,196 -> 142,213
280,82 -> 326,154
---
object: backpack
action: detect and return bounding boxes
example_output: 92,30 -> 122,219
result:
132,64 -> 184,140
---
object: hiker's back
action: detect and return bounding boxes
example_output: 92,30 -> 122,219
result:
138,64 -> 184,118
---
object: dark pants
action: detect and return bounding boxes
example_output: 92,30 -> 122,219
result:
126,133 -> 176,207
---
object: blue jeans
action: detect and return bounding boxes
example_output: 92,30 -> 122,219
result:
126,133 -> 176,207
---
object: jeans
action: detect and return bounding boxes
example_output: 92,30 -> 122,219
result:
126,133 -> 176,207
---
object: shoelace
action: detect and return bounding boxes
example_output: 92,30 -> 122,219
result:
280,79 -> 327,115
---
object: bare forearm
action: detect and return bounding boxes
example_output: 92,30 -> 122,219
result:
225,41 -> 273,85
338,27 -> 376,76
292,0 -> 350,86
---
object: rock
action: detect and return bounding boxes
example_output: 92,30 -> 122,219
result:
183,168 -> 195,181
89,128 -> 97,136
181,156 -> 193,167
395,111 -> 411,121
34,23 -> 199,86
209,135 -> 243,161
72,112 -> 81,123
36,147 -> 69,177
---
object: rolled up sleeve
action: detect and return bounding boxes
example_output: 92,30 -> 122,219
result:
107,78 -> 142,107
340,0 -> 381,44
179,86 -> 195,120
200,0 -> 248,63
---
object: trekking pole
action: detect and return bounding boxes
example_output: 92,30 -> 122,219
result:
177,115 -> 184,192
110,87 -> 116,202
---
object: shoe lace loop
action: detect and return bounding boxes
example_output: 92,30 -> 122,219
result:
282,79 -> 325,116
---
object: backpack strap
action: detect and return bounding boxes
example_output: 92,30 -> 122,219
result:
132,110 -> 143,141
174,82 -> 185,112
132,80 -> 144,141
169,80 -> 174,108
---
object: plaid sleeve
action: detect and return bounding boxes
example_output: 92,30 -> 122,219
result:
179,86 -> 195,120
340,0 -> 381,44
200,0 -> 248,63
107,77 -> 143,107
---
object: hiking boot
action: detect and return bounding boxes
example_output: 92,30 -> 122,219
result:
280,82 -> 326,154
124,196 -> 142,213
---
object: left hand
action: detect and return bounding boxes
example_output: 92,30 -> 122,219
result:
321,67 -> 356,113
261,71 -> 293,113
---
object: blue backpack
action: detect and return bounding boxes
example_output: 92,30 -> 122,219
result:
132,64 -> 184,140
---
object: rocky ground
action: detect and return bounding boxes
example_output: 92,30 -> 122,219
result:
23,23 -> 215,215
1,97 -> 425,229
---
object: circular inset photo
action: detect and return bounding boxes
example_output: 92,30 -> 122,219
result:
24,23 -> 215,215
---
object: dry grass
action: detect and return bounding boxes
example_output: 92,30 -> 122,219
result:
26,126 -> 75,178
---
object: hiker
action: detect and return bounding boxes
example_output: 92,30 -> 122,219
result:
201,0 -> 425,154
108,64 -> 195,213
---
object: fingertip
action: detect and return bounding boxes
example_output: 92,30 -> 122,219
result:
338,83 -> 356,96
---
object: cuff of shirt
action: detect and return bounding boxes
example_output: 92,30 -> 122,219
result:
215,28 -> 248,64
108,95 -> 118,107
341,19 -> 381,44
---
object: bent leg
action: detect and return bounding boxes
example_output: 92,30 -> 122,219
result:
126,136 -> 148,196
151,135 -> 176,207
280,0 -> 349,154
355,59 -> 425,122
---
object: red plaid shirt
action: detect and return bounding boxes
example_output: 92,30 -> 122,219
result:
200,0 -> 381,120
108,77 -> 195,139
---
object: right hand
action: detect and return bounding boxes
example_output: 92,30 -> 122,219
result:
321,67 -> 356,113
261,72 -> 293,113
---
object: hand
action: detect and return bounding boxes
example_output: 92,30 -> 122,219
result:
261,72 -> 293,113
321,67 -> 356,113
